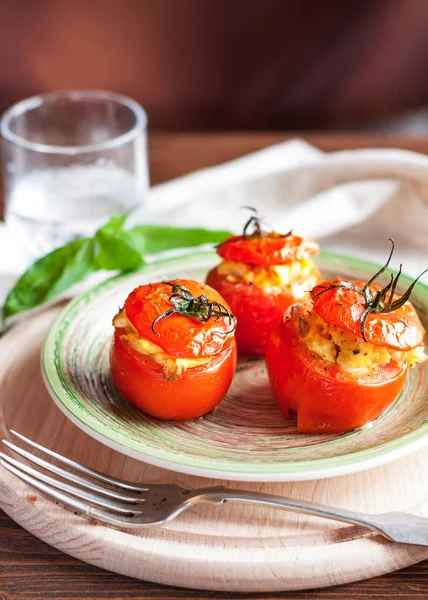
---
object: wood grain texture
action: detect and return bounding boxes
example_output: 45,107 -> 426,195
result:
1,132 -> 428,599
1,306 -> 428,594
0,508 -> 427,600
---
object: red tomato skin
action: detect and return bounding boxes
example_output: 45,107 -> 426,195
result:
124,279 -> 235,358
205,268 -> 295,356
217,234 -> 319,266
206,264 -> 321,357
110,332 -> 237,420
311,279 -> 425,351
265,307 -> 408,433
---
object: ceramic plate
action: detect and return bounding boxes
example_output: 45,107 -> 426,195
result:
42,251 -> 428,481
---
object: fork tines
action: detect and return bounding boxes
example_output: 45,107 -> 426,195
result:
0,430 -> 148,526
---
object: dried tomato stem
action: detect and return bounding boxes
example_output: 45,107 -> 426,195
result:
241,206 -> 292,239
151,282 -> 236,335
313,239 -> 427,341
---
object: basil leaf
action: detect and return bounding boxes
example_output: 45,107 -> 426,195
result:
129,225 -> 232,255
2,214 -> 232,330
98,213 -> 128,231
2,237 -> 95,326
93,215 -> 145,271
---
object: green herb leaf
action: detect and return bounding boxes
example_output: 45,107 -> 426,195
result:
2,214 -> 232,330
129,224 -> 232,255
2,237 -> 95,326
93,215 -> 145,271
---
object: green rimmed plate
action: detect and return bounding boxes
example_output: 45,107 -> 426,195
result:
42,250 -> 428,482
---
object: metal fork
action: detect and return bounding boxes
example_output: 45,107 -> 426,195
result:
1,430 -> 428,546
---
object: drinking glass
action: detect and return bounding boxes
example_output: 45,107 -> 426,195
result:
1,90 -> 148,266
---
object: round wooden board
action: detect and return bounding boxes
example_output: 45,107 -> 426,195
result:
1,307 -> 428,593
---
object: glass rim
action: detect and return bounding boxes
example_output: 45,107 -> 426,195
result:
0,89 -> 147,155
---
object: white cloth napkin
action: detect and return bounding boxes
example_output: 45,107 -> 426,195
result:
1,138 -> 428,306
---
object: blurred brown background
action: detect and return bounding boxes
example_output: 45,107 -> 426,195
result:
1,0 -> 428,131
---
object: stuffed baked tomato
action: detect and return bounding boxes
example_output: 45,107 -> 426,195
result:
110,280 -> 237,420
206,209 -> 321,356
266,242 -> 427,433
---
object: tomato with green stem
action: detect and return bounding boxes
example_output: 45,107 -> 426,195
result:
266,242 -> 427,433
206,208 -> 321,356
110,279 -> 237,420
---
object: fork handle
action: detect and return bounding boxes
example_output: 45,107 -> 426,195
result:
191,488 -> 383,534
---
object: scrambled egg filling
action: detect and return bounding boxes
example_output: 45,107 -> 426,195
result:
217,258 -> 318,298
294,308 -> 427,376
113,310 -> 211,381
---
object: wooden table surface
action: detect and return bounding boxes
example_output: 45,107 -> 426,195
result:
1,131 -> 428,599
